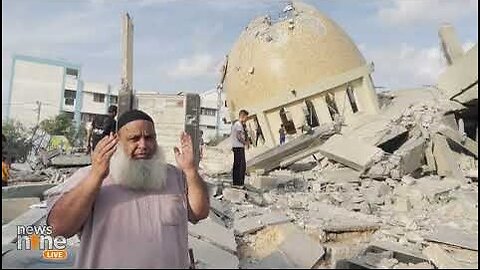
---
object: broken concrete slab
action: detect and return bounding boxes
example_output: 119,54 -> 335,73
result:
254,251 -> 296,268
440,113 -> 459,131
188,236 -> 239,269
222,188 -> 246,204
280,228 -> 325,268
453,83 -> 478,105
209,198 -> 233,220
279,143 -> 324,168
234,216 -> 265,236
188,217 -> 237,253
318,134 -> 384,171
395,136 -> 426,174
233,211 -> 291,236
436,124 -> 478,157
424,225 -> 478,251
260,212 -> 292,226
246,122 -> 339,173
437,44 -> 478,101
308,202 -> 381,233
319,167 -> 361,183
423,243 -> 476,269
432,134 -> 464,179
376,125 -> 409,151
246,175 -> 293,191
2,197 -> 40,224
50,154 -> 91,167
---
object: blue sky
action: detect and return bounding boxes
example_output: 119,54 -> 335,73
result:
2,0 -> 478,115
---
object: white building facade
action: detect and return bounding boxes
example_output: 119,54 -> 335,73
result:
6,55 -> 118,128
199,88 -> 231,143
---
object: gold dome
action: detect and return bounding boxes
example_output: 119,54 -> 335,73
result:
224,1 -> 366,114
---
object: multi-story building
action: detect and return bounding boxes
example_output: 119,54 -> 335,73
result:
6,55 -> 118,128
199,88 -> 231,142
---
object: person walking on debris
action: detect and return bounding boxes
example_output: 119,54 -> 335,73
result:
279,124 -> 286,145
91,105 -> 118,152
46,110 -> 210,268
230,109 -> 249,188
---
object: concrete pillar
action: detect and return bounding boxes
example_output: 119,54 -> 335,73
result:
310,94 -> 332,124
458,118 -> 465,135
439,24 -> 464,65
257,112 -> 275,148
266,111 -> 282,146
119,13 -> 134,116
357,75 -> 380,114
287,102 -> 306,133
334,87 -> 353,117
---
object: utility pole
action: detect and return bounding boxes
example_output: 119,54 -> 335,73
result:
35,101 -> 42,126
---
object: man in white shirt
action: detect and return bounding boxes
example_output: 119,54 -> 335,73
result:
230,110 -> 249,188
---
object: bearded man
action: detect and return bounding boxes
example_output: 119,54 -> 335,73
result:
47,110 -> 209,268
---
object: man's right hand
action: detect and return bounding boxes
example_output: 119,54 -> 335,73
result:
91,133 -> 118,180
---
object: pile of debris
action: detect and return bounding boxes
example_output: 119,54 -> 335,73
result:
199,82 -> 477,268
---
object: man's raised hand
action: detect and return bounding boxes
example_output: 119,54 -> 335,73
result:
91,133 -> 118,180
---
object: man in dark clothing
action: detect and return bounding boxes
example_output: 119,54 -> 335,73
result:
91,105 -> 118,151
230,110 -> 249,188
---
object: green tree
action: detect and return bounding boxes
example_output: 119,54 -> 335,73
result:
40,113 -> 77,144
2,119 -> 33,162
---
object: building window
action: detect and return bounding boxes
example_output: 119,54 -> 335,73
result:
109,95 -> 118,104
346,85 -> 359,113
200,107 -> 216,116
93,93 -> 105,103
66,68 -> 79,78
64,90 -> 76,106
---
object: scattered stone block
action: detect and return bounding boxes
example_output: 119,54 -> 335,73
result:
222,188 -> 246,204
424,225 -> 478,251
189,236 -> 239,269
278,224 -> 325,268
188,217 -> 237,253
233,212 -> 291,235
432,134 -> 464,179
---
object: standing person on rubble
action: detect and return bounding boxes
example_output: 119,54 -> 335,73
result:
91,105 -> 118,152
46,109 -> 210,268
230,109 -> 249,188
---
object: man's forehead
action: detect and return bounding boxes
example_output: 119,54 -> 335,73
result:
119,120 -> 155,134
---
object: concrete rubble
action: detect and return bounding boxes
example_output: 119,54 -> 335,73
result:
2,3 -> 478,270
193,27 -> 478,267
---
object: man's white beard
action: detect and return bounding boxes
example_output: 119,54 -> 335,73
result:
109,145 -> 168,191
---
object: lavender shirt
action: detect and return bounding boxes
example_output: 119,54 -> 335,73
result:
46,165 -> 190,268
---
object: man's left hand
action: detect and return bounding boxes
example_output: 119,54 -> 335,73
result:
174,132 -> 196,173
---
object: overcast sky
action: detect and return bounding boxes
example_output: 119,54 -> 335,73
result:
2,0 -> 478,116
